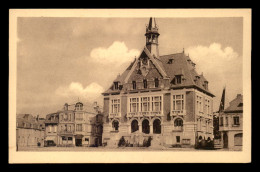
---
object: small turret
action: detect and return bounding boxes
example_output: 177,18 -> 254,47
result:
145,17 -> 160,57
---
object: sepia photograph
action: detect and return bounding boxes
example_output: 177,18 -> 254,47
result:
9,9 -> 251,163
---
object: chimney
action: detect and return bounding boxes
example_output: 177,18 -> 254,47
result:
237,94 -> 242,98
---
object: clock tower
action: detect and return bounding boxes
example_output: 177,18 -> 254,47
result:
145,17 -> 160,57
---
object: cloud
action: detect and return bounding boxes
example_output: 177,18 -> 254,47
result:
186,43 -> 242,111
186,43 -> 239,74
55,82 -> 104,101
90,41 -> 140,65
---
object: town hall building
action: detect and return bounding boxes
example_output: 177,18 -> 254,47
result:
102,18 -> 215,148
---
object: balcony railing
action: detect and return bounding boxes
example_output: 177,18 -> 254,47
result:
75,118 -> 83,121
171,110 -> 186,116
59,131 -> 74,135
127,111 -> 163,117
109,113 -> 121,118
173,126 -> 183,132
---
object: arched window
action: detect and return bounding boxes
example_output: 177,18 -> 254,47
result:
112,120 -> 119,131
142,119 -> 150,134
174,118 -> 183,127
153,119 -> 161,134
131,120 -> 139,133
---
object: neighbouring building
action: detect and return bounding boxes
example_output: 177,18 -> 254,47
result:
219,94 -> 243,150
57,103 -> 76,146
16,114 -> 45,147
102,18 -> 215,148
56,102 -> 103,147
44,113 -> 59,146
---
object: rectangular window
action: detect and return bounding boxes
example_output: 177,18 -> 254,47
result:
143,79 -> 147,89
155,78 -> 159,87
76,113 -> 83,120
68,137 -> 72,141
76,124 -> 82,131
176,75 -> 181,84
197,95 -> 203,113
141,97 -> 150,112
114,82 -> 119,90
205,98 -> 210,114
219,117 -> 223,126
132,81 -> 136,90
62,136 -> 66,140
111,99 -> 120,113
182,139 -> 191,145
130,98 -> 139,112
225,117 -> 229,125
233,116 -> 240,125
152,96 -> 162,112
176,136 -> 180,143
173,94 -> 184,110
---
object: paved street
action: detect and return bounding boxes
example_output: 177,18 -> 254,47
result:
17,146 -> 229,152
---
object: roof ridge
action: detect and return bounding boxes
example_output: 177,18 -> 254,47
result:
160,52 -> 184,57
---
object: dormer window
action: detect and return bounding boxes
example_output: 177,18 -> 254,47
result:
76,103 -> 83,111
114,82 -> 119,90
154,78 -> 159,88
204,81 -> 208,90
143,79 -> 147,88
175,75 -> 182,84
132,81 -> 136,90
168,59 -> 174,64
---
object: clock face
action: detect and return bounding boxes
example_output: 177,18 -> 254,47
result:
139,57 -> 150,76
140,65 -> 149,77
142,58 -> 148,65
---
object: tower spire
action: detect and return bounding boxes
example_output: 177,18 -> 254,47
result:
145,17 -> 160,57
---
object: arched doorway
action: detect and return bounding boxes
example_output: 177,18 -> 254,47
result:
131,120 -> 139,133
142,119 -> 150,134
112,120 -> 119,131
153,119 -> 161,134
223,132 -> 228,148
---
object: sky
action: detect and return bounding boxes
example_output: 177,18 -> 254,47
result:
17,17 -> 243,117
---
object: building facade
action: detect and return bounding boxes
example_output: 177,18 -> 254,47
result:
55,102 -> 103,147
58,103 -> 75,146
102,18 -> 215,148
44,113 -> 59,146
16,114 -> 45,147
219,94 -> 243,150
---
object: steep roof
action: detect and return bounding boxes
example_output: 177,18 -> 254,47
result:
17,114 -> 44,130
104,49 -> 214,97
224,94 -> 243,113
